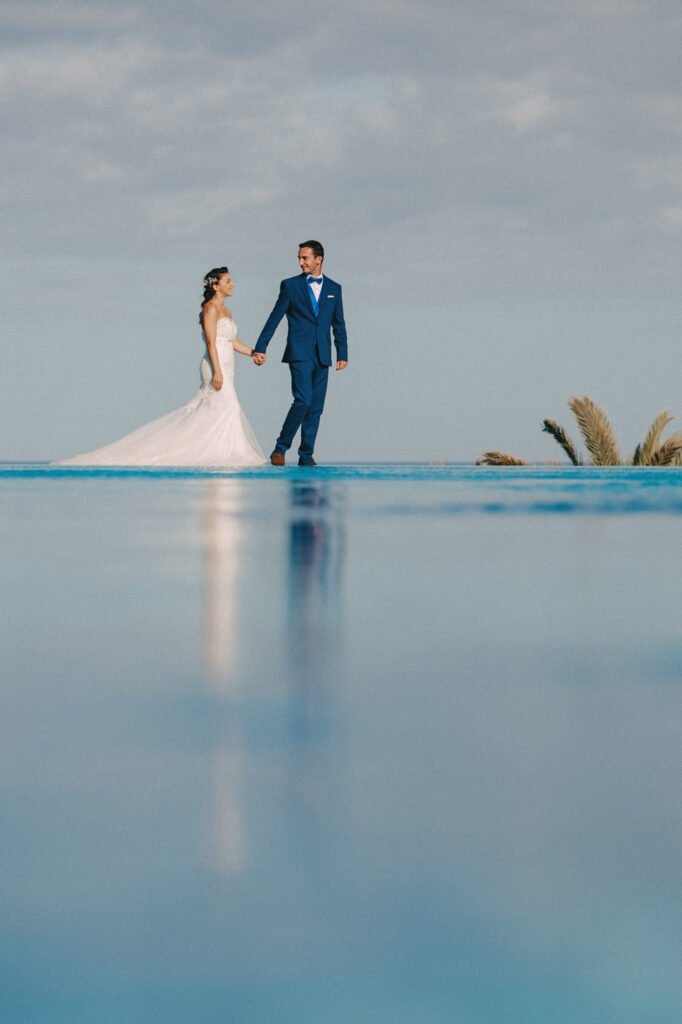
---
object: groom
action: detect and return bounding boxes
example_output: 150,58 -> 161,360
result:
253,240 -> 348,466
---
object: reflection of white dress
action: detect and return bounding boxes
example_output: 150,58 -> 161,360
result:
59,318 -> 266,466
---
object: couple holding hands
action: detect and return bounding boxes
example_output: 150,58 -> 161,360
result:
61,240 -> 348,467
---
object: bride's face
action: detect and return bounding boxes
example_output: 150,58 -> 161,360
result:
215,273 -> 233,298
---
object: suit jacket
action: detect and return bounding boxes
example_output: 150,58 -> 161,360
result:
254,273 -> 348,365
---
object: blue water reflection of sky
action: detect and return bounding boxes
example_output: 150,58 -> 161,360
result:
1,467 -> 681,1023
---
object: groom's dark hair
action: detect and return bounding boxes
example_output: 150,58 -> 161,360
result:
299,239 -> 324,259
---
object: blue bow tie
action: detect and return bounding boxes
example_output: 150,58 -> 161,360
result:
307,276 -> 323,285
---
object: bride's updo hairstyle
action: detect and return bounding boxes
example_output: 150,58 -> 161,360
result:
200,266 -> 228,322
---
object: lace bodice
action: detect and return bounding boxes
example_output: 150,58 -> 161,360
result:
216,317 -> 236,343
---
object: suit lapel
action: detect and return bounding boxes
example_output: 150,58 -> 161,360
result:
300,273 -> 319,319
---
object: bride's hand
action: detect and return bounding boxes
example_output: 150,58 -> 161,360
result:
212,371 -> 223,391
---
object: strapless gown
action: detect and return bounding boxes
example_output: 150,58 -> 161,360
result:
58,318 -> 266,466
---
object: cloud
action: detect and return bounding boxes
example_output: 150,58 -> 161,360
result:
632,157 -> 682,198
0,0 -> 677,274
487,79 -> 566,133
0,39 -> 160,106
0,1 -> 138,32
662,206 -> 682,231
144,185 -> 284,235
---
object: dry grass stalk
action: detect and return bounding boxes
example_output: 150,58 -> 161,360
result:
633,410 -> 674,466
649,432 -> 682,466
568,395 -> 622,466
542,419 -> 582,465
476,451 -> 530,466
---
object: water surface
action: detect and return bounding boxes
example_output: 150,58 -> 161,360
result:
1,465 -> 681,1023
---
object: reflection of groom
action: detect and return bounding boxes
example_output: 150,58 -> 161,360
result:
253,240 -> 348,467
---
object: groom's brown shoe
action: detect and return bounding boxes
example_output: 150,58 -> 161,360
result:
298,458 -> 317,467
270,450 -> 285,466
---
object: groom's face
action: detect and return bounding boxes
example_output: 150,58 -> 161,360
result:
298,247 -> 323,276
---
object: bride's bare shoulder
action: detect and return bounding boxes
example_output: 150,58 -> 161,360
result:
202,301 -> 218,323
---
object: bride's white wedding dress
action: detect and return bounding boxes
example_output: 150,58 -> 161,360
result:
58,318 -> 266,466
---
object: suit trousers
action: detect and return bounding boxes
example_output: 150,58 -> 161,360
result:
275,355 -> 329,460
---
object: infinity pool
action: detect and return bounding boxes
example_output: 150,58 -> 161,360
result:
1,465 -> 681,1023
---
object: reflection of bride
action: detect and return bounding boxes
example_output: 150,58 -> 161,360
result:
203,480 -> 244,688
202,480 -> 248,873
57,267 -> 266,467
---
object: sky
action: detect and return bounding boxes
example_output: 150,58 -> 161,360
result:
1,0 -> 681,463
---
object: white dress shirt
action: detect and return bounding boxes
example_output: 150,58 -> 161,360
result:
307,275 -> 324,303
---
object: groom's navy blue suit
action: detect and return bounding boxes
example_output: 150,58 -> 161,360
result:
254,273 -> 348,462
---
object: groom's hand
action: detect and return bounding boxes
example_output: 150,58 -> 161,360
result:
252,352 -> 266,365
336,360 -> 347,371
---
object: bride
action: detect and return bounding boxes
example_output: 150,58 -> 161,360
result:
58,268 -> 267,466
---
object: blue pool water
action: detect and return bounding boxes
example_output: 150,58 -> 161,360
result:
1,465 -> 681,1023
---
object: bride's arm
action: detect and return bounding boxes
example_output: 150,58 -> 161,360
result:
234,334 -> 266,363
202,305 -> 223,390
